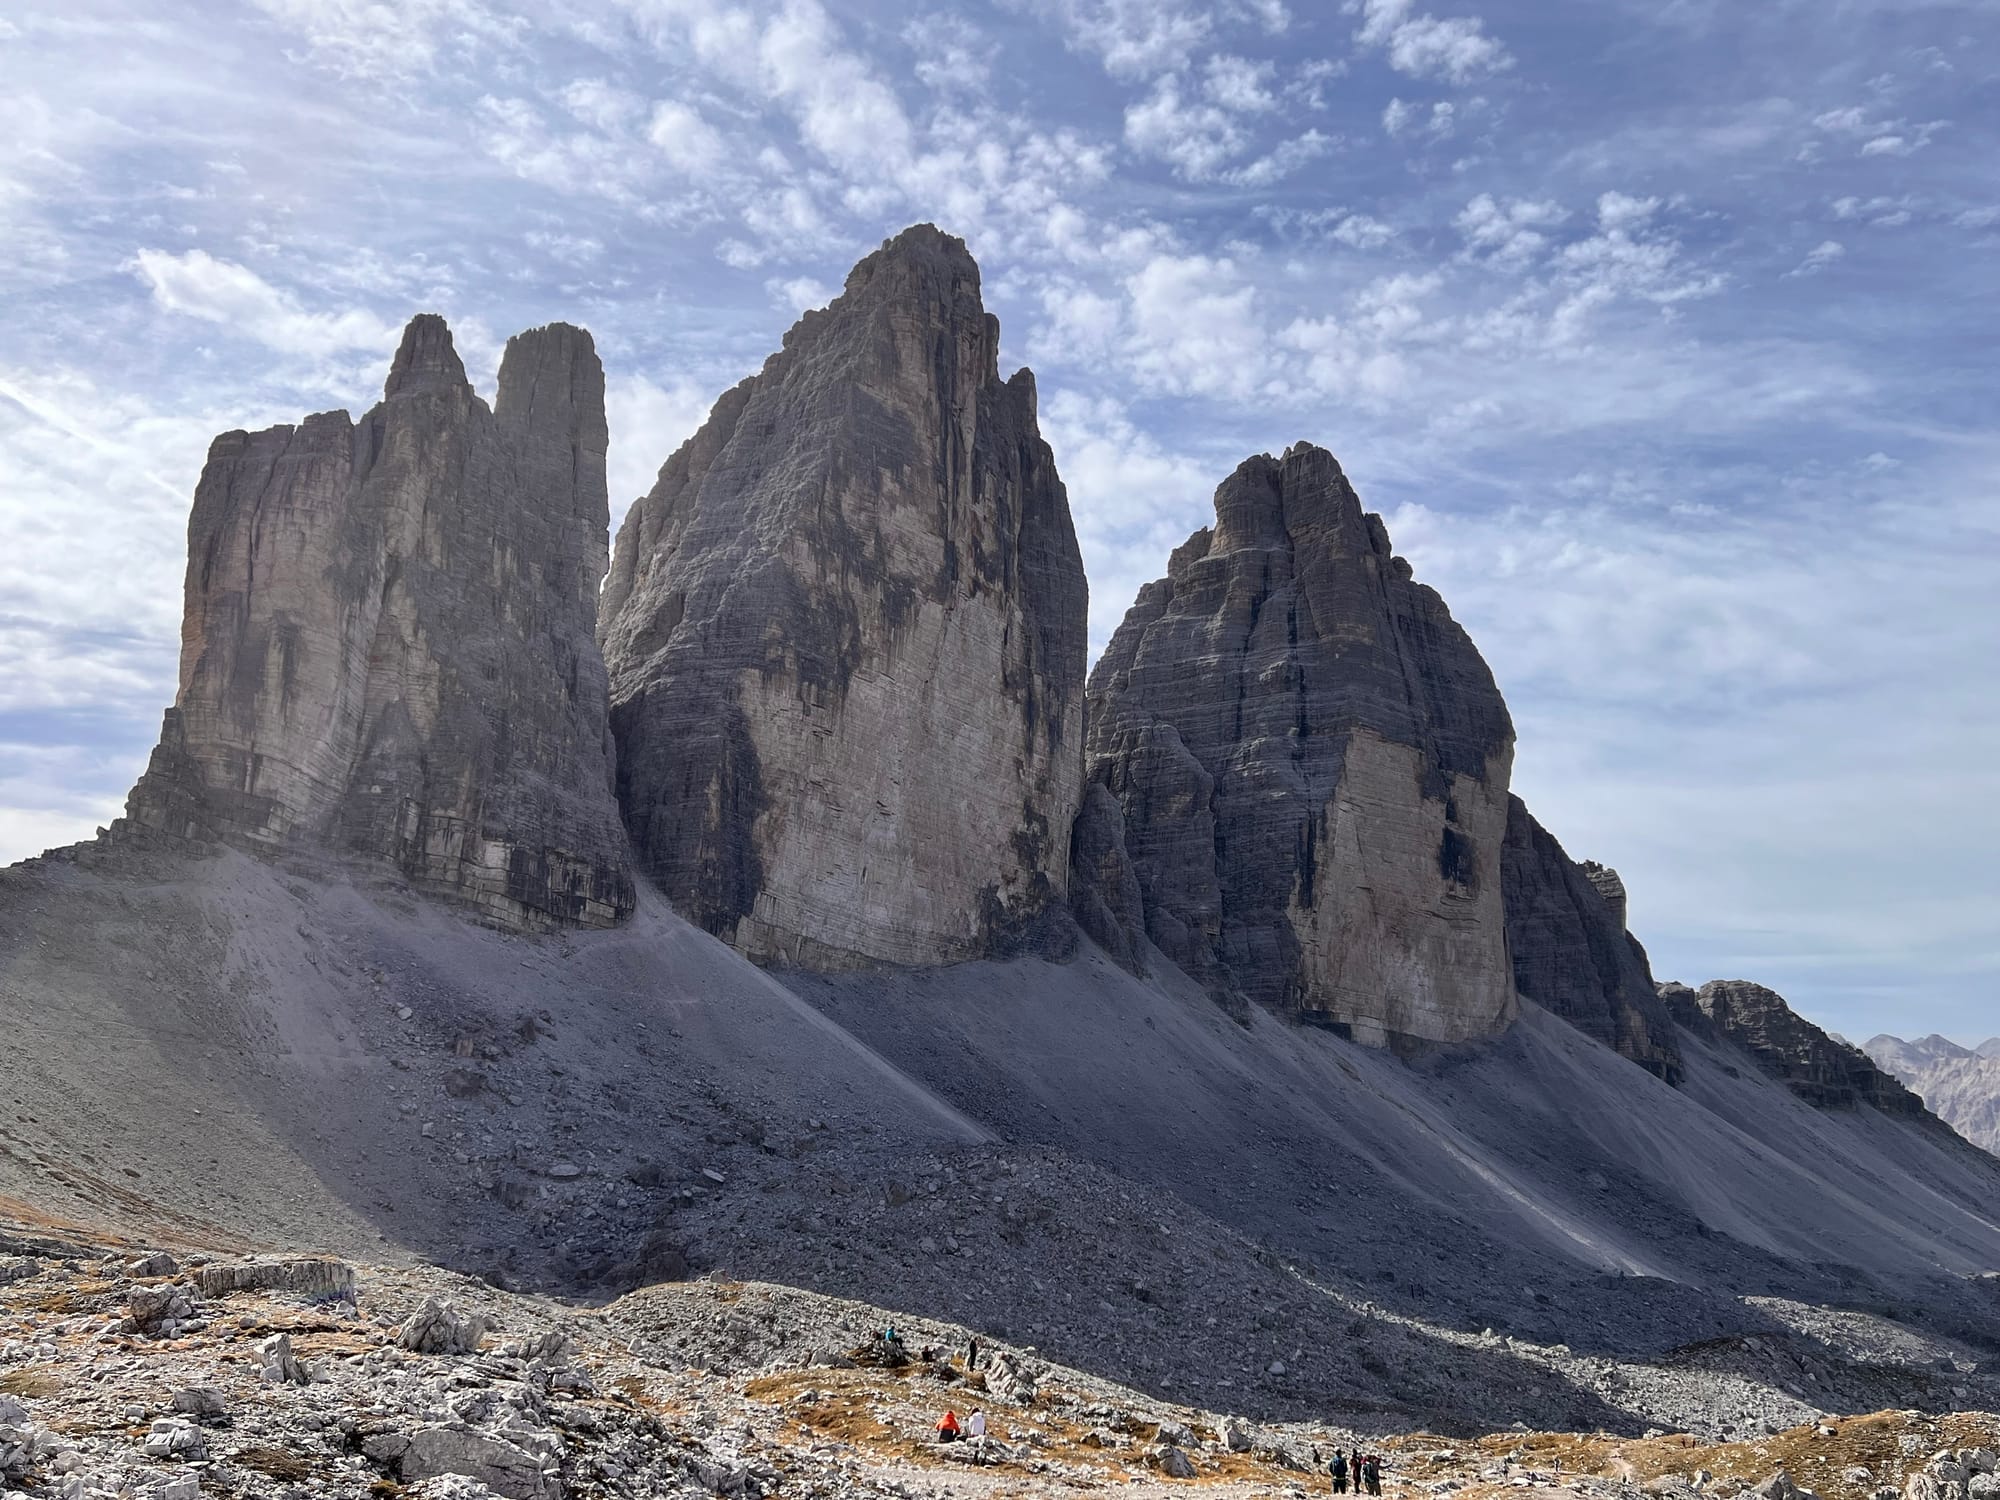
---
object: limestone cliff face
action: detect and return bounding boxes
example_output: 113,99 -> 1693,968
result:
1500,798 -> 1682,1081
123,315 -> 634,931
598,225 -> 1088,969
1082,444 -> 1517,1044
1663,980 -> 1924,1114
1864,1034 -> 2000,1152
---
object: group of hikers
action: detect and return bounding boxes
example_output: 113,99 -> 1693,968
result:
1327,1448 -> 1385,1494
894,1323 -> 1390,1493
934,1407 -> 987,1443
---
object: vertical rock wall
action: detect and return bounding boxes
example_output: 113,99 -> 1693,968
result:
123,316 -> 634,931
598,225 -> 1087,969
1082,444 -> 1518,1044
1500,797 -> 1682,1081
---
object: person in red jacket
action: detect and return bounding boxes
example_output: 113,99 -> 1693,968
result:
937,1410 -> 962,1443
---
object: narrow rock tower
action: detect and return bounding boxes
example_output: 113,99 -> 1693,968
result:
599,225 -> 1088,968
1082,444 -> 1517,1044
122,315 -> 635,931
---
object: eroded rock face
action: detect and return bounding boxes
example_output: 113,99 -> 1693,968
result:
599,225 -> 1087,969
121,315 -> 633,931
1082,443 -> 1517,1044
1500,797 -> 1682,1082
1865,1034 -> 2000,1154
1663,979 -> 1925,1113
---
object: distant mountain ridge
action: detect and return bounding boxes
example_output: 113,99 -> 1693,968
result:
1865,1032 -> 2000,1154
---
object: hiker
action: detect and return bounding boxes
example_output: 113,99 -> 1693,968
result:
1331,1450 -> 1350,1494
968,1335 -> 980,1370
937,1409 -> 961,1443
1365,1455 -> 1383,1495
968,1409 -> 987,1440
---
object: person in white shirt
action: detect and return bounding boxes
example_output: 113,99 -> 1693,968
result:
967,1410 -> 987,1440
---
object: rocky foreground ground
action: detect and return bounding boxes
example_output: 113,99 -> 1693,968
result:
3,1223 -> 1997,1500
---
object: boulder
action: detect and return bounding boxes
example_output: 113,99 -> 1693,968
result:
127,1283 -> 195,1336
1219,1416 -> 1255,1453
400,1427 -> 561,1499
0,1257 -> 40,1285
194,1256 -> 356,1302
257,1331 -> 309,1385
983,1351 -> 1038,1404
169,1387 -> 227,1420
399,1297 -> 488,1355
1152,1444 -> 1198,1478
600,224 -> 1088,969
118,315 -> 634,933
141,1416 -> 206,1460
1080,444 -> 1518,1044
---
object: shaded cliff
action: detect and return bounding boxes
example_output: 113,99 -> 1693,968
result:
121,315 -> 633,931
1080,443 -> 1517,1045
1663,980 -> 1926,1114
598,225 -> 1087,969
1501,797 -> 1683,1082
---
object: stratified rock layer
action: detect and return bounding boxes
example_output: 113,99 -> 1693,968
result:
599,225 -> 1087,969
122,315 -> 633,931
1663,980 -> 1925,1113
1501,798 -> 1682,1082
1083,443 -> 1517,1044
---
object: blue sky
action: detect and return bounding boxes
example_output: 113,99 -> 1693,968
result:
2,0 -> 1995,1044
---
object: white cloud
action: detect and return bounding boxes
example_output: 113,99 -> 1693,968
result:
1454,193 -> 1566,269
1331,213 -> 1396,249
605,372 -> 719,515
1227,130 -> 1335,187
1352,0 -> 1512,83
1830,194 -> 1915,227
1124,75 -> 1248,180
1596,192 -> 1659,233
1037,389 -> 1219,649
1786,239 -> 1846,277
1812,105 -> 1946,157
1016,0 -> 1216,79
904,13 -> 990,95
130,249 -> 402,360
647,99 -> 730,177
767,274 -> 834,312
1204,54 -> 1277,113
1383,96 -> 1456,139
247,0 -> 523,81
560,78 -> 644,132
1123,253 -> 1267,400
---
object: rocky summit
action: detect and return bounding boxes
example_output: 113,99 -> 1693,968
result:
1080,443 -> 1517,1043
599,224 -> 1087,970
119,315 -> 634,932
1662,979 -> 1928,1115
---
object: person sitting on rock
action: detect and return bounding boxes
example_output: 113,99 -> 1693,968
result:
937,1409 -> 962,1443
968,1410 -> 987,1441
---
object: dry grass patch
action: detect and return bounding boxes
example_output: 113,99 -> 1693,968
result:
239,1446 -> 313,1481
0,1366 -> 61,1398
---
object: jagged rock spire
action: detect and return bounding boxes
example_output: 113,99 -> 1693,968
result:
121,314 -> 634,932
599,225 -> 1087,969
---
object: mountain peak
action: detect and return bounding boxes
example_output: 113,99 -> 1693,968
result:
384,312 -> 468,399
